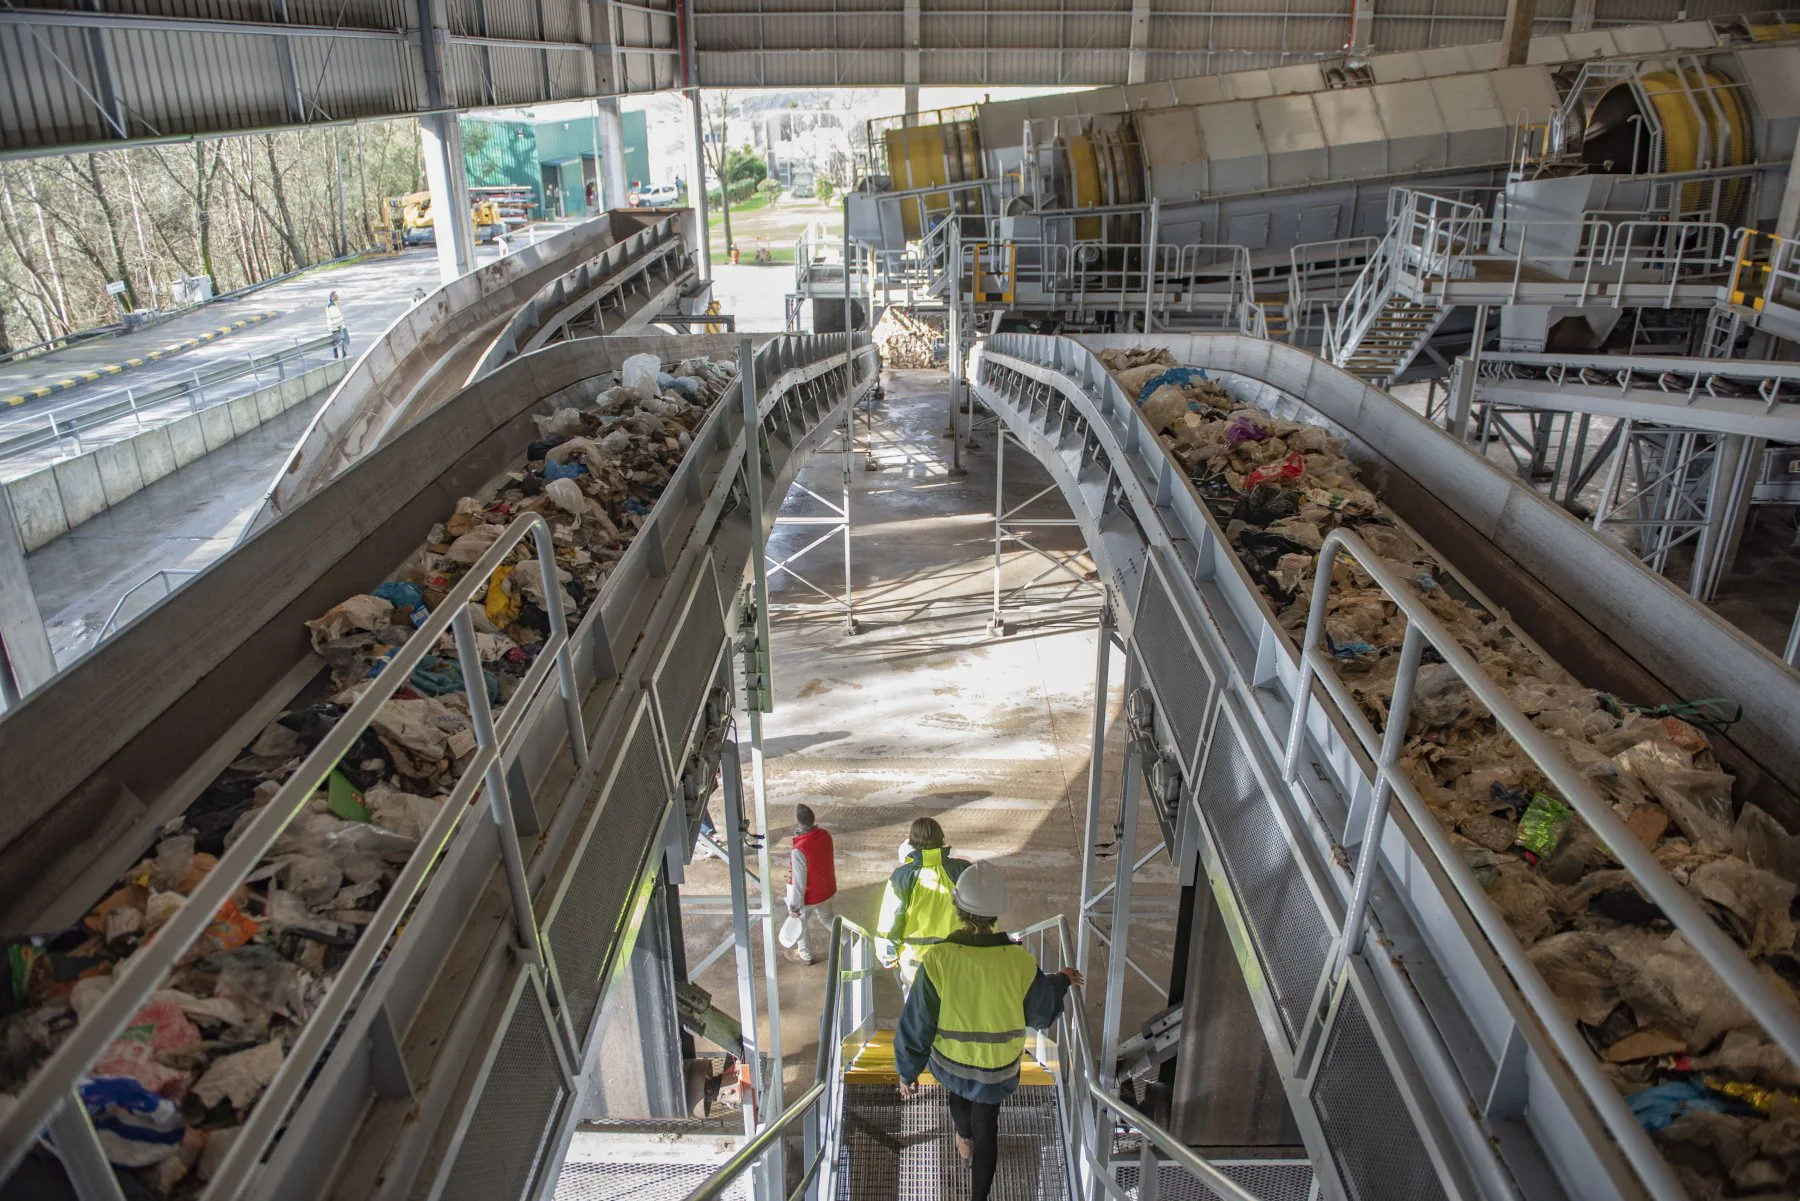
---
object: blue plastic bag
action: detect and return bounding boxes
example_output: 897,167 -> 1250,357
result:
543,459 -> 588,482
74,1076 -> 185,1167
373,581 -> 425,611
1137,366 -> 1209,401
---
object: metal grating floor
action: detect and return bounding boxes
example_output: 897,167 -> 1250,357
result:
1114,1158 -> 1315,1201
836,1084 -> 1068,1201
553,1161 -> 749,1200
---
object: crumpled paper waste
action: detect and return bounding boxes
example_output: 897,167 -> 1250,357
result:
0,353 -> 736,1196
1099,345 -> 1800,1198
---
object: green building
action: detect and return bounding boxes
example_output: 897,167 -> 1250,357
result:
460,109 -> 650,219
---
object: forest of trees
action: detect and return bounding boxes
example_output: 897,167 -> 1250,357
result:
0,118 -> 431,356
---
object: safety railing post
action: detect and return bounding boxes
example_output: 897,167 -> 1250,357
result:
1076,601 -> 1114,980
450,606 -> 545,968
47,1090 -> 127,1201
529,520 -> 590,770
1336,620 -> 1426,961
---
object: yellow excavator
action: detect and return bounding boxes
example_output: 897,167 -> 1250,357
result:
388,187 -> 530,246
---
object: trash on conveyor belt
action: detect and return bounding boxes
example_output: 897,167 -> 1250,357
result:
0,353 -> 737,1196
1100,346 -> 1800,1199
872,307 -> 944,369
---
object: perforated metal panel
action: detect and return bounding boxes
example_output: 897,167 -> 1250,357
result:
1311,989 -> 1448,1201
553,1162 -> 749,1200
544,702 -> 672,1043
1114,1159 -> 1315,1201
1131,557 -> 1215,774
1193,708 -> 1332,1046
836,1084 -> 1067,1200
651,555 -> 728,776
440,973 -> 570,1201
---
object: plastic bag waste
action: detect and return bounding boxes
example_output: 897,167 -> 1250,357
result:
778,915 -> 805,949
77,1075 -> 188,1166
621,352 -> 661,398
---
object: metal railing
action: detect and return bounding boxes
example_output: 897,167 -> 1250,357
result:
683,916 -> 879,1201
1330,187 -> 1741,367
96,567 -> 201,641
0,334 -> 335,464
1283,528 -> 1800,1201
0,511 -> 590,1194
1018,915 -> 1262,1201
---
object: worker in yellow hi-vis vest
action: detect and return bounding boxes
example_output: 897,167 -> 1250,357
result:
875,818 -> 971,991
893,862 -> 1080,1201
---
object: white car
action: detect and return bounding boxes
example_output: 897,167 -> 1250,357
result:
629,183 -> 681,207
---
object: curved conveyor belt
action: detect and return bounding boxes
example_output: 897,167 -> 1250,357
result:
0,330 -> 876,1201
970,332 -> 1800,1201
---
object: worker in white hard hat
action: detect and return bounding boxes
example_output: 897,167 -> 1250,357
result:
892,860 -> 1082,1201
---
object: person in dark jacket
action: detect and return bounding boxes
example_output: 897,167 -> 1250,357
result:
894,862 -> 1081,1201
876,817 -> 971,990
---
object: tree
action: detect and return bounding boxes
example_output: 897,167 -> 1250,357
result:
701,90 -> 737,257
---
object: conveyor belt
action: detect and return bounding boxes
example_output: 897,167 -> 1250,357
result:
0,330 -> 876,1200
969,332 -> 1800,1201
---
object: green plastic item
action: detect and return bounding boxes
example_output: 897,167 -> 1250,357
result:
1514,792 -> 1573,858
327,769 -> 372,822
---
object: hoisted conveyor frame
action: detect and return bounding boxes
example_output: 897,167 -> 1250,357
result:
969,331 -> 1800,1201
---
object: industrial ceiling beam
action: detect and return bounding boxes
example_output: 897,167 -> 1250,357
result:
1500,0 -> 1536,67
1127,0 -> 1150,84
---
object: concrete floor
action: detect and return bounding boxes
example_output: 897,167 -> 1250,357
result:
0,227 -> 578,477
23,398 -> 322,666
682,369 -> 1177,1094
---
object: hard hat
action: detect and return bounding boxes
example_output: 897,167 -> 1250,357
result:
952,861 -> 1008,920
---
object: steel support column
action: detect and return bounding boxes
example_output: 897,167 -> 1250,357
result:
593,97 -> 629,211
1075,600 -> 1114,981
1098,656 -> 1143,1084
737,338 -> 784,1201
685,90 -> 713,282
720,742 -> 765,1141
419,114 -> 477,282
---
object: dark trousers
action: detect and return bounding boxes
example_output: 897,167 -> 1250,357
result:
945,1091 -> 1001,1201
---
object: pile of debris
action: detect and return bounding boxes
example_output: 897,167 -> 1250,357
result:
0,353 -> 736,1197
872,307 -> 943,369
1102,346 -> 1800,1199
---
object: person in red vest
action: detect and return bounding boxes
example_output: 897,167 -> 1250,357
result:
785,804 -> 838,964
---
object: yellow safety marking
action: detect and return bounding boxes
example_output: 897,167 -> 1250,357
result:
8,308 -> 280,403
841,1029 -> 1053,1086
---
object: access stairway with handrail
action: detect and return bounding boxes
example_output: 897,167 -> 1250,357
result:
680,916 -> 1285,1201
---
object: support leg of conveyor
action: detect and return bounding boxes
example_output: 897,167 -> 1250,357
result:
1099,654 -> 1144,1084
1075,601 -> 1114,982
721,742 -> 764,1139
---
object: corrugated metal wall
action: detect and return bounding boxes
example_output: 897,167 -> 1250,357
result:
0,1 -> 1771,154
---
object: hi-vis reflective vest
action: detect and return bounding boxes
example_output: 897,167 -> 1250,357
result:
881,849 -> 961,971
920,941 -> 1039,1083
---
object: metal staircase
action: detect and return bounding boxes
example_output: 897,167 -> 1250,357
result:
1324,191 -> 1479,383
680,918 -> 1269,1201
1334,293 -> 1452,384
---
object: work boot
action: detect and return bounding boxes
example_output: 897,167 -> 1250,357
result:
788,947 -> 815,965
954,1134 -> 972,1162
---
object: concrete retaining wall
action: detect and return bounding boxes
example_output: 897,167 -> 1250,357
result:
6,360 -> 348,552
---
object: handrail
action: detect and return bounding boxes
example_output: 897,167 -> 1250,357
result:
684,1080 -> 828,1201
682,914 -> 878,1201
1086,1082 -> 1262,1201
96,567 -> 202,640
1285,527 -> 1800,1201
0,511 -> 589,1188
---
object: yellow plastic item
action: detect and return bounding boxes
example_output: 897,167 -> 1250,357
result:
485,564 -> 522,626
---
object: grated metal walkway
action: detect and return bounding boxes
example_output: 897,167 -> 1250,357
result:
835,1084 -> 1067,1201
